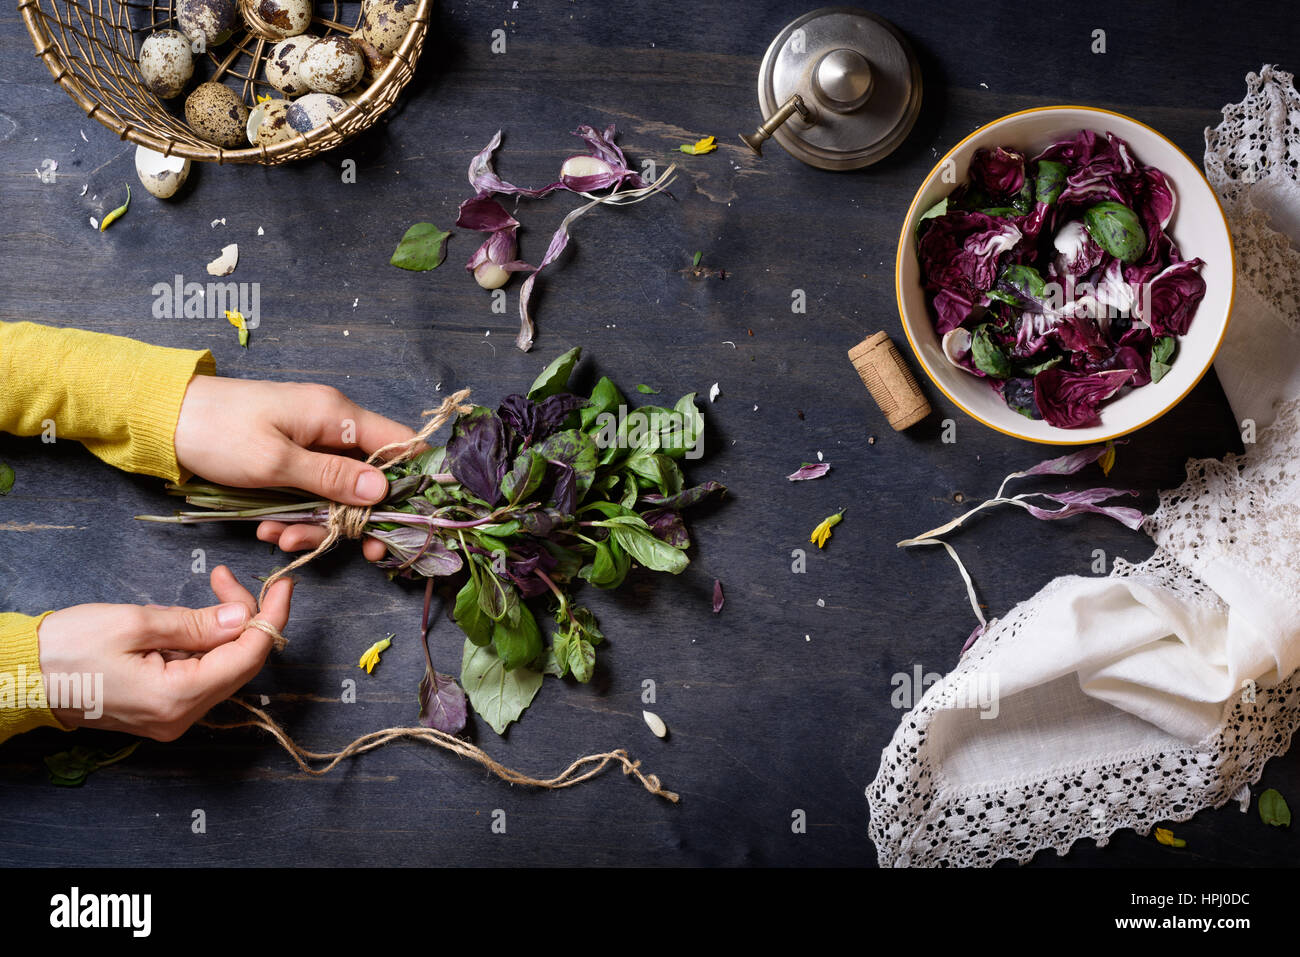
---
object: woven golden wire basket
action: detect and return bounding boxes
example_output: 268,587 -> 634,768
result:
19,0 -> 430,164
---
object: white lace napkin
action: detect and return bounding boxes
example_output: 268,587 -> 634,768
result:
867,65 -> 1300,867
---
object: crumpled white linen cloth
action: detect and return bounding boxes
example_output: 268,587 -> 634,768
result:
867,65 -> 1300,867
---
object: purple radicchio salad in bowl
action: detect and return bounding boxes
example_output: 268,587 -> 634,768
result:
896,107 -> 1234,444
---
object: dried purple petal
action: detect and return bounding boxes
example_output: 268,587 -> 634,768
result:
787,462 -> 831,481
712,579 -> 724,614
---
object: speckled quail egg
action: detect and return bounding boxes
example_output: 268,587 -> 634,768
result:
360,0 -> 416,56
243,0 -> 312,40
351,35 -> 391,83
135,145 -> 191,198
298,36 -> 364,94
184,82 -> 250,148
176,0 -> 237,48
263,36 -> 311,95
138,30 -> 194,99
285,92 -> 347,133
247,98 -> 295,146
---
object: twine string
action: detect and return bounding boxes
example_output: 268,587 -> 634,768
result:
200,698 -> 679,802
256,388 -> 474,610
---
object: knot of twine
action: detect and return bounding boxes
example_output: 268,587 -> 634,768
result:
255,388 -> 474,625
201,698 -> 680,803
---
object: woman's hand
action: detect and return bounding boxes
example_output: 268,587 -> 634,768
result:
37,567 -> 293,741
174,375 -> 415,561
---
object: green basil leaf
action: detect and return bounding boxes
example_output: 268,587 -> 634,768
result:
1259,788 -> 1291,827
916,196 -> 947,237
491,603 -> 542,671
1034,160 -> 1067,206
635,384 -> 659,394
500,448 -> 547,503
977,206 -> 1022,217
461,640 -> 542,735
454,578 -> 493,647
579,538 -> 630,589
477,574 -> 517,623
543,633 -> 570,678
390,223 -> 451,271
1017,354 -> 1063,377
0,463 -> 14,496
996,264 -> 1047,306
1083,201 -> 1147,263
527,346 -> 582,400
571,605 -> 604,645
566,635 -> 596,683
582,376 -> 624,430
534,429 -> 598,498
44,742 -> 138,787
610,524 -> 689,574
971,324 -> 1012,379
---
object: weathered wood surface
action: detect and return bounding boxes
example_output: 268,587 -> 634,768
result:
0,0 -> 1295,866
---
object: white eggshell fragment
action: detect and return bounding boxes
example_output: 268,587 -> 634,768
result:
298,36 -> 364,94
177,0 -> 237,47
264,36 -> 311,96
642,710 -> 668,738
360,0 -> 417,56
207,243 -> 239,277
134,145 -> 191,199
243,0 -> 312,40
138,30 -> 194,99
285,92 -> 347,133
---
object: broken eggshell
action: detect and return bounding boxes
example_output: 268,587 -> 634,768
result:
177,0 -> 237,48
264,37 -> 312,96
285,92 -> 347,133
138,30 -> 194,99
134,145 -> 191,199
247,98 -> 295,146
298,36 -> 364,94
184,82 -> 250,148
360,0 -> 416,56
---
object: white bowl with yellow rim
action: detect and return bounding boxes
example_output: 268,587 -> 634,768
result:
895,106 -> 1234,445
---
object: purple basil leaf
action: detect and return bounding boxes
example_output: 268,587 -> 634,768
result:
535,394 -> 587,439
497,394 -> 537,440
641,507 -> 689,548
712,579 -> 724,614
516,507 -> 565,535
787,463 -> 831,481
445,407 -> 508,505
549,462 -> 577,515
371,526 -> 464,578
418,665 -> 468,734
639,480 -> 726,511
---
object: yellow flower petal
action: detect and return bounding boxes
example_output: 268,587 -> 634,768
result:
1099,441 -> 1116,477
1154,827 -> 1186,848
810,509 -> 845,549
225,309 -> 246,331
358,635 -> 393,674
679,135 -> 717,155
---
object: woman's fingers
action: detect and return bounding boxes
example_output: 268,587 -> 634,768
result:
256,521 -> 387,562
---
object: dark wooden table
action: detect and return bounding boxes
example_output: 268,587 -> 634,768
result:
0,0 -> 1295,867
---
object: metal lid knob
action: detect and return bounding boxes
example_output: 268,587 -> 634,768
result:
813,47 -> 873,112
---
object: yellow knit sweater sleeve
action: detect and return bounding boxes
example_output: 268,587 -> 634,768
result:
0,322 -> 214,744
0,320 -> 215,481
0,613 -> 68,742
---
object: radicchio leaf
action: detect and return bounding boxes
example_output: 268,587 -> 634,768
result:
970,146 -> 1026,196
1033,368 -> 1134,429
787,463 -> 830,481
445,407 -> 509,505
418,665 -> 468,734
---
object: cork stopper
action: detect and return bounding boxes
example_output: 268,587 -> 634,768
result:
847,332 -> 931,430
